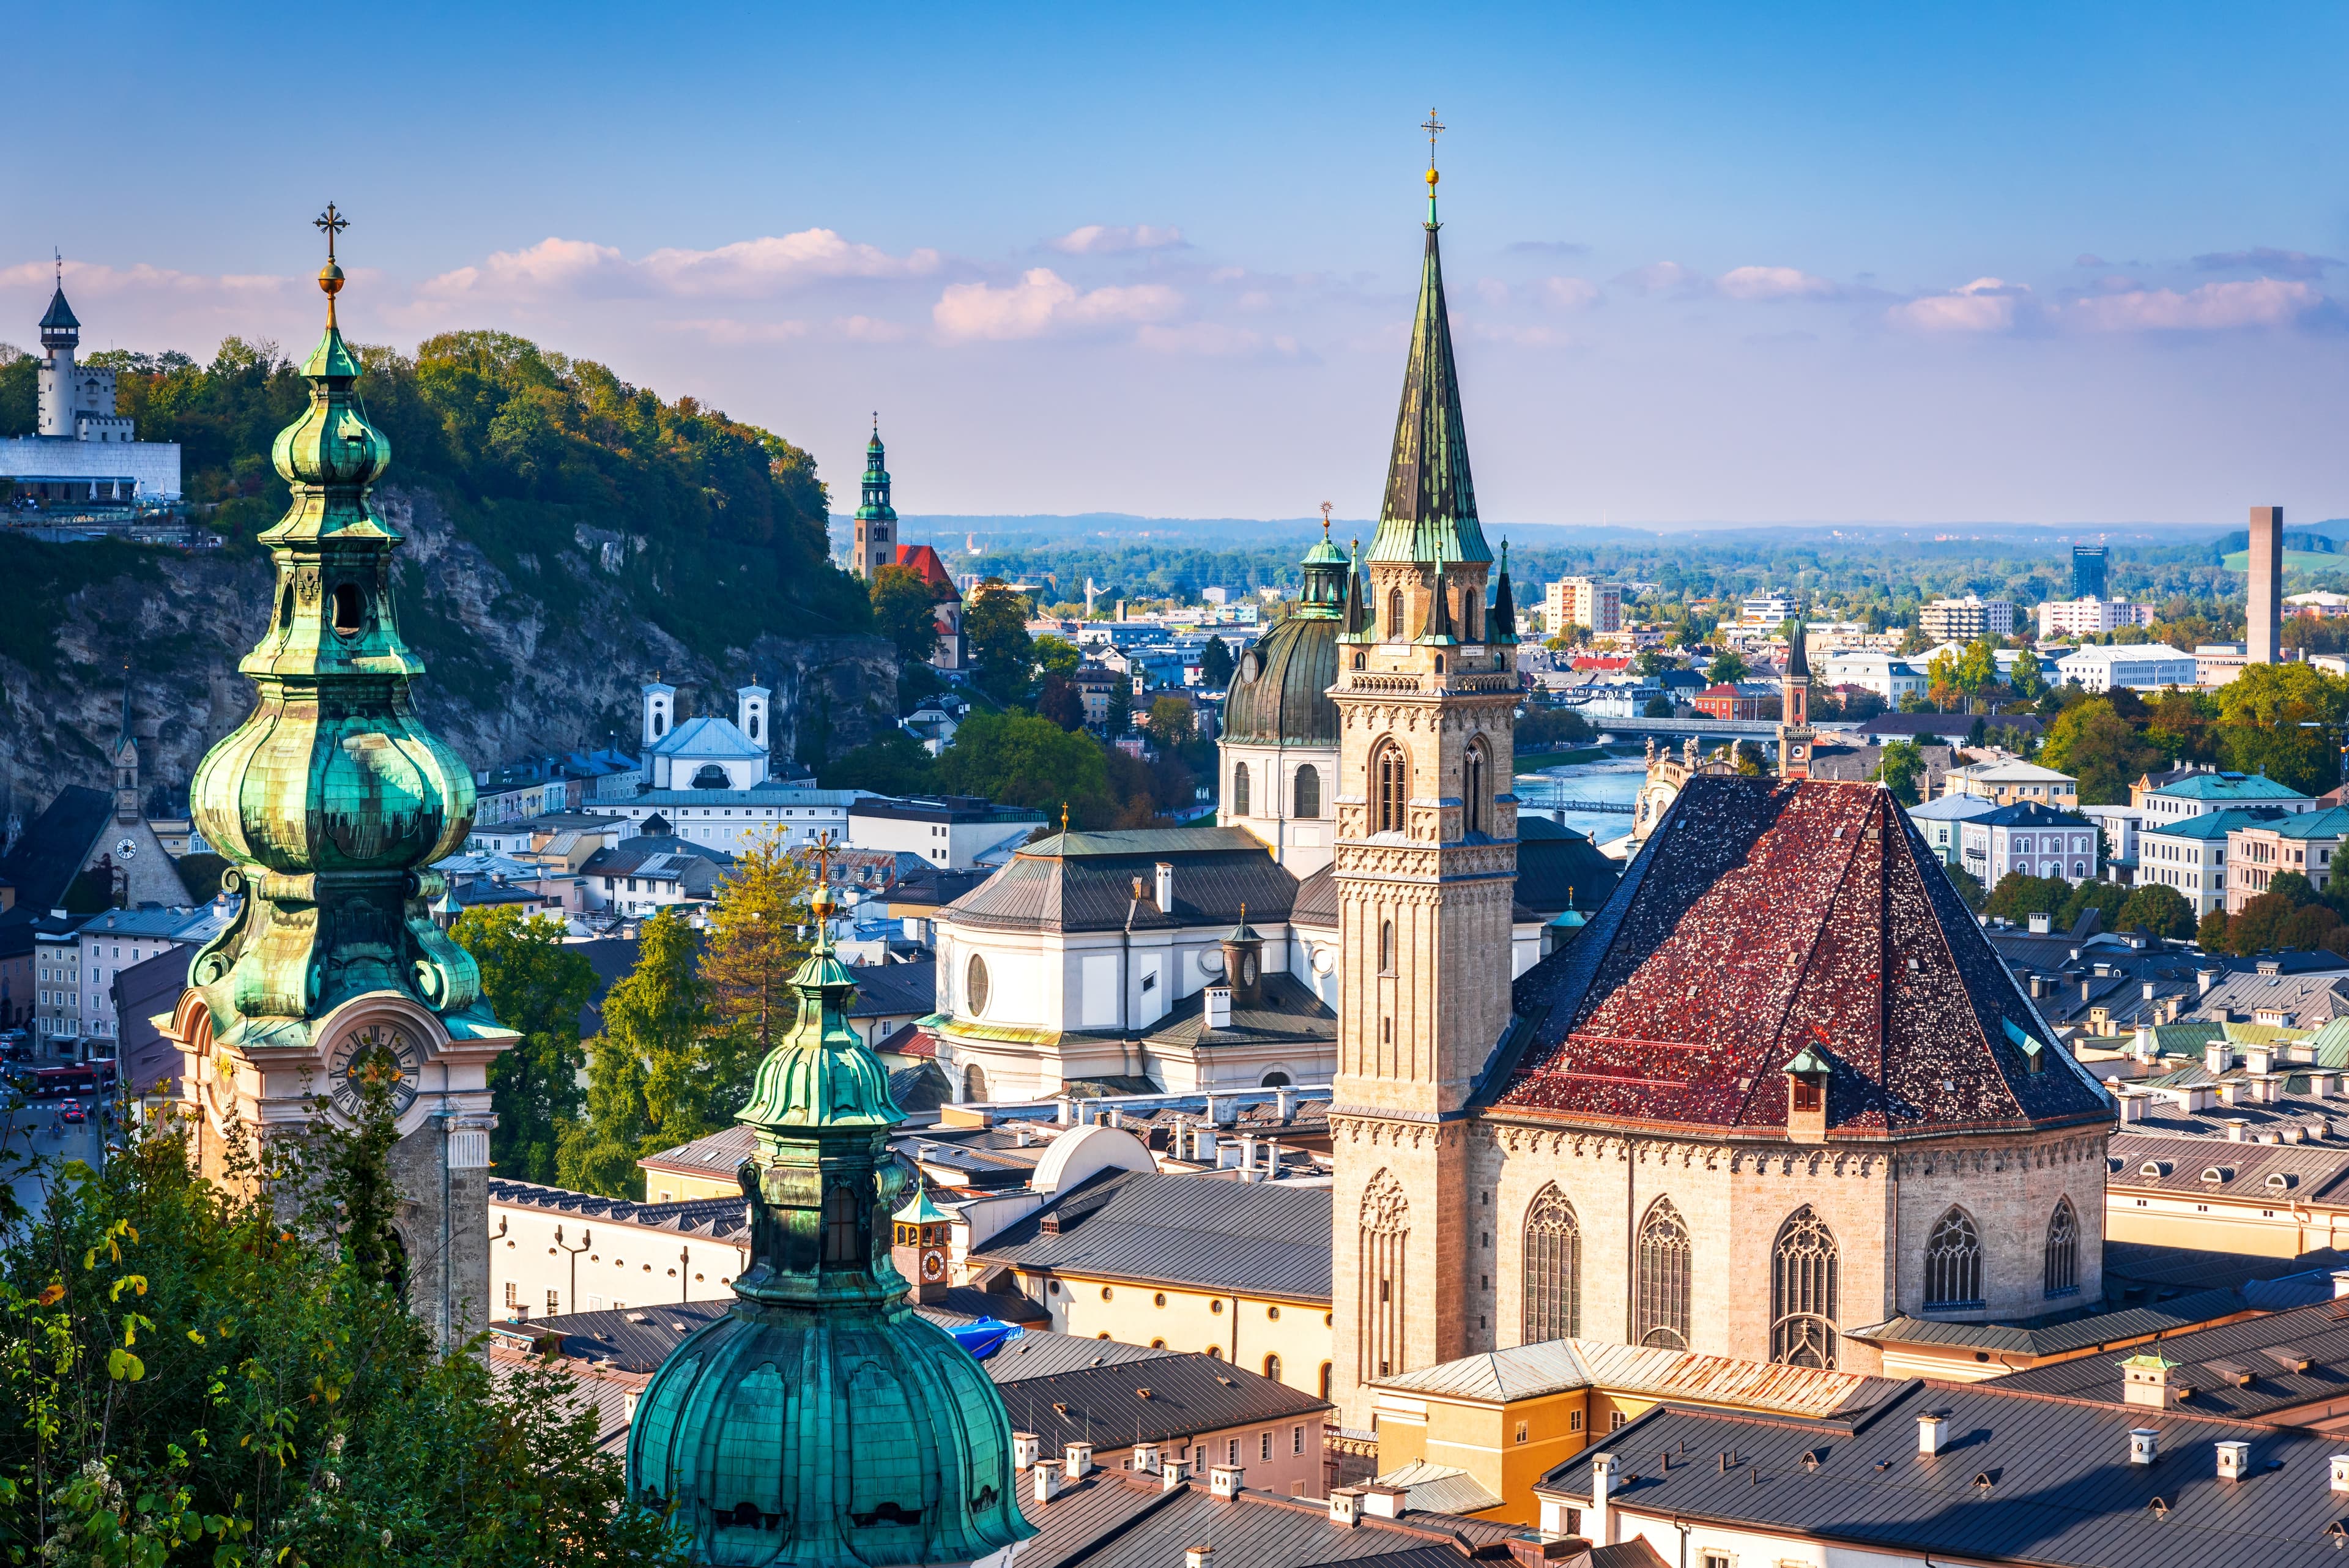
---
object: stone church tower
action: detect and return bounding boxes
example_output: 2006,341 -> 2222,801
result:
165,214 -> 516,1346
1329,155 -> 1523,1401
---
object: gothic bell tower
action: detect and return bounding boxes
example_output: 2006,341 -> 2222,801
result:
168,209 -> 516,1345
1329,120 -> 1521,1422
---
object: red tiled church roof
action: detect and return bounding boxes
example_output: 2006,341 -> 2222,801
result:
894,544 -> 961,599
1493,776 -> 2112,1139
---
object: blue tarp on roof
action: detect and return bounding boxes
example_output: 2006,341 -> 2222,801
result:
946,1319 -> 1024,1359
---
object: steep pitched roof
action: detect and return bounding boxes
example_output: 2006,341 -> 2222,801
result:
643,713 -> 765,762
1494,776 -> 2113,1138
944,828 -> 1298,935
973,1169 -> 1333,1302
0,786 -> 111,912
893,543 -> 962,599
1366,215 -> 1490,567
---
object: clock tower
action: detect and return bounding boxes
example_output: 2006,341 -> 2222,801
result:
165,209 -> 517,1345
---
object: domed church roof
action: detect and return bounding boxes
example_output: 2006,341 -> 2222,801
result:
1221,527 -> 1357,748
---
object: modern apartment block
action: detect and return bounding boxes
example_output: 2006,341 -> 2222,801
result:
1543,576 -> 1623,636
1917,595 -> 2016,642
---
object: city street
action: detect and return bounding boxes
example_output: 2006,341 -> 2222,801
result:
2,1101 -> 105,1224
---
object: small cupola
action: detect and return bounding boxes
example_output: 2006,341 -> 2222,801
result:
1784,1041 -> 1831,1143
1219,904 -> 1266,1008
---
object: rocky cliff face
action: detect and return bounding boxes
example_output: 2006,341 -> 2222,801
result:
0,485 -> 896,827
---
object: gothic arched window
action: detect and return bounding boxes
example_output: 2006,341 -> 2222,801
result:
1522,1186 -> 1581,1342
1463,741 -> 1488,836
1293,764 -> 1321,819
1378,920 -> 1396,975
1359,1170 -> 1409,1381
1374,744 -> 1409,835
2044,1198 -> 2080,1298
1463,590 -> 1480,644
1635,1197 -> 1691,1350
1770,1206 -> 1839,1369
1924,1208 -> 1984,1307
1387,588 -> 1405,641
1233,762 -> 1251,817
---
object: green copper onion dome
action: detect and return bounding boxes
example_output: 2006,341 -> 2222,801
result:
629,878 -> 1035,1567
185,217 -> 505,1053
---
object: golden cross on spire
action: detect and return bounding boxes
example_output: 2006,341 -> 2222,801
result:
811,828 -> 837,883
1421,108 -> 1444,163
314,203 -> 348,264
1321,501 -> 1333,537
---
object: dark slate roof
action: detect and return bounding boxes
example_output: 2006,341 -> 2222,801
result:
2109,1130 -> 2349,1198
974,1169 -> 1334,1302
40,286 -> 79,332
113,946 -> 189,1097
1986,1298 -> 2349,1419
945,828 -> 1299,934
486,1178 -> 750,1244
1012,1468 -> 1529,1568
1516,816 -> 1621,918
889,1058 -> 954,1114
1293,863 -> 1338,926
1495,776 -> 2113,1138
1222,612 -> 1340,746
1975,800 -> 2097,830
887,865 -> 995,910
1141,972 -> 1337,1052
0,786 -> 109,912
993,1354 -> 1329,1454
847,958 -> 936,1019
1537,1377 -> 2349,1568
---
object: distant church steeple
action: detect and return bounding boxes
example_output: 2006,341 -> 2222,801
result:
852,414 -> 897,579
113,660 -> 139,825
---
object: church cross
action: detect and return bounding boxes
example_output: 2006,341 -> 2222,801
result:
1321,501 -> 1333,537
314,203 -> 349,263
1421,108 -> 1445,167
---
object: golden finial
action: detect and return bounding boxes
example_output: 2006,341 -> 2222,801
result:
314,202 -> 349,324
1061,801 -> 1071,834
809,830 -> 839,920
1321,502 -> 1333,538
1421,108 -> 1444,193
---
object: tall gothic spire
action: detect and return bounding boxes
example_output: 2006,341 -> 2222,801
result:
1490,540 -> 1519,644
1368,155 -> 1491,569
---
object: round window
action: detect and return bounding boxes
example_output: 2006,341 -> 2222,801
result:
1267,1306 -> 1281,1321
1241,953 -> 1258,986
966,953 -> 990,1017
1101,1286 -> 1114,1301
1244,650 -> 1264,682
1312,946 -> 1336,976
1211,1299 -> 1224,1314
1154,1292 -> 1168,1307
1200,947 -> 1226,976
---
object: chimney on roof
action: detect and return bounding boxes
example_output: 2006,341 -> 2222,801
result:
1155,861 -> 1174,912
2206,1041 -> 2233,1076
1132,1441 -> 1162,1474
1588,1452 -> 1619,1545
2224,1119 -> 2247,1141
1014,1432 -> 1041,1471
1275,1085 -> 1297,1121
1266,1138 -> 1283,1179
2129,1428 -> 2161,1466
1204,986 -> 1233,1031
1328,1487 -> 1364,1528
2313,1072 -> 2336,1099
2333,1454 -> 2349,1493
1238,1133 -> 1258,1180
2199,968 -> 2218,996
2218,1082 -> 2241,1108
1056,1098 -> 1074,1126
1208,1463 -> 1244,1500
1033,1460 -> 1062,1503
2030,912 -> 2053,935
1358,1484 -> 1405,1519
1065,1441 -> 1095,1478
1160,1459 -> 1189,1493
2216,1440 -> 2251,1481
2246,1044 -> 2277,1075
2332,1272 -> 2349,1301
2122,1354 -> 2175,1411
2115,1092 -> 2143,1124
2258,959 -> 2282,977
1917,1413 -> 1948,1457
1192,1124 -> 1219,1163
1185,1547 -> 1213,1568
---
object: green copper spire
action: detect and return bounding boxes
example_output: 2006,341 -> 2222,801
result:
629,865 -> 1034,1566
1294,510 -> 1349,620
185,209 -> 507,1058
856,415 -> 896,534
1369,126 -> 1492,570
1337,538 -> 1371,643
1490,540 -> 1520,645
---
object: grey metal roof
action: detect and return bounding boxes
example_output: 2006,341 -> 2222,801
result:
944,828 -> 1299,934
1986,1298 -> 2349,1419
974,1170 -> 1334,1302
1515,816 -> 1621,918
846,957 -> 937,1019
1367,1461 -> 1504,1517
486,1178 -> 750,1244
1293,863 -> 1338,926
1537,1377 -> 2349,1568
2110,1130 -> 2349,1200
1141,972 -> 1337,1051
2198,970 -> 2349,1030
995,1355 -> 1329,1454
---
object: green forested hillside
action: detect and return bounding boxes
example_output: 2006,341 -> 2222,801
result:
0,331 -> 870,663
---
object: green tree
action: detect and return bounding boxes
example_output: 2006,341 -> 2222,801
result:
2114,882 -> 2194,940
869,563 -> 944,666
2214,663 -> 2349,796
1200,636 -> 1236,688
2008,646 -> 2046,700
1956,637 -> 2000,707
2197,908 -> 2232,951
1642,695 -> 1675,718
0,1090 -> 682,1565
2039,697 -> 2160,805
1868,738 -> 1927,805
1033,633 -> 1083,683
1705,649 -> 1748,685
699,830 -> 815,1058
964,580 -> 1036,703
1142,695 -> 1197,751
935,708 -> 1116,826
1037,672 -> 1086,730
556,908 -> 710,1197
2055,879 -> 2128,934
1943,863 -> 1989,912
1984,871 -> 2073,923
1635,648 -> 1677,677
449,906 -> 598,1184
819,727 -> 937,794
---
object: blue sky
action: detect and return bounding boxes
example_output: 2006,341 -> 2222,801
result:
7,1 -> 2348,527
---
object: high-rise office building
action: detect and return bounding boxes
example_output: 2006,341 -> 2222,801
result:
2071,546 -> 2109,601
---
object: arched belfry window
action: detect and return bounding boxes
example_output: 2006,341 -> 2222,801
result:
1770,1206 -> 1839,1369
1635,1197 -> 1691,1350
1359,1170 -> 1409,1382
1374,744 -> 1409,835
1463,741 -> 1488,836
1523,1186 -> 1581,1342
1233,762 -> 1251,817
2044,1198 -> 2080,1298
1925,1208 -> 1984,1308
1387,588 -> 1405,641
1293,764 -> 1321,820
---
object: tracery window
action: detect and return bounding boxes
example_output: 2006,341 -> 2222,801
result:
1770,1206 -> 1839,1369
1374,744 -> 1409,835
1463,741 -> 1487,836
1522,1186 -> 1581,1342
1635,1197 -> 1691,1350
1387,588 -> 1406,641
2044,1198 -> 2080,1298
1359,1170 -> 1409,1381
1293,764 -> 1321,819
1233,762 -> 1251,817
1924,1208 -> 1984,1307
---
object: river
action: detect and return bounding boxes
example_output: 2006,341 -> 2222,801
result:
1513,755 -> 1649,844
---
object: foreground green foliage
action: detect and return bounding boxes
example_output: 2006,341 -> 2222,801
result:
448,908 -> 598,1186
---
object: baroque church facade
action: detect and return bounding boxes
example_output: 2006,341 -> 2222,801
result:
1321,166 -> 2116,1419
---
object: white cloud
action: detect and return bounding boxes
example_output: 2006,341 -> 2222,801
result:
1614,261 -> 1699,296
1048,224 -> 1187,255
0,259 -> 289,298
1887,277 -> 2030,333
1541,277 -> 1600,310
421,229 -> 941,300
1716,265 -> 1838,302
932,268 -> 1181,341
2065,277 -> 2323,332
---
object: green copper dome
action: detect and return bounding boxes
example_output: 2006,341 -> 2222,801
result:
1221,530 -> 1352,748
184,242 -> 505,1055
628,883 -> 1034,1566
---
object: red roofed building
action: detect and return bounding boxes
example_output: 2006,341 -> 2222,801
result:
893,543 -> 965,670
1689,680 -> 1775,720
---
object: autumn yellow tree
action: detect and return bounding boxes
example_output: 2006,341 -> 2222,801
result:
701,827 -> 820,1054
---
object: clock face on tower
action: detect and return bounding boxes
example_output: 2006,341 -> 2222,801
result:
325,1020 -> 425,1121
921,1248 -> 947,1282
114,837 -> 137,860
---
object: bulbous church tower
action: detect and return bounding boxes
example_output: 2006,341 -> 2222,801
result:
166,212 -> 518,1344
1327,152 -> 1523,1410
629,871 -> 1034,1567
